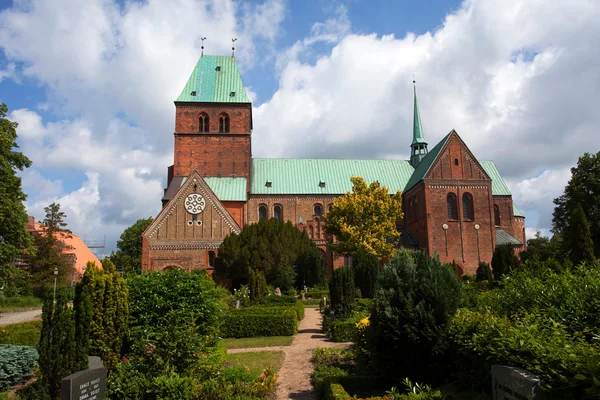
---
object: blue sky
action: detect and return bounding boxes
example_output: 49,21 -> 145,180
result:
1,0 -> 599,254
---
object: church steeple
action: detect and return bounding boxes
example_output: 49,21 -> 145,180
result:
410,81 -> 428,168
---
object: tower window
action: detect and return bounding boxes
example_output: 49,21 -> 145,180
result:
191,91 -> 197,96
327,203 -> 333,213
454,158 -> 459,166
219,113 -> 230,133
230,91 -> 236,97
199,113 -> 209,133
274,205 -> 283,221
462,193 -> 474,220
447,193 -> 458,220
494,205 -> 501,226
208,251 -> 216,268
259,205 -> 267,221
314,204 -> 323,217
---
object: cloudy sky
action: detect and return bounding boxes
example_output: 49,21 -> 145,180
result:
1,0 -> 599,254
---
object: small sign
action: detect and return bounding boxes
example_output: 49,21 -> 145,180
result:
61,366 -> 107,400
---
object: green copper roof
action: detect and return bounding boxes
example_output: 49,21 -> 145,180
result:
182,176 -> 247,201
513,204 -> 524,218
479,161 -> 512,196
176,55 -> 250,103
404,131 -> 452,192
251,158 -> 415,195
496,229 -> 523,246
412,85 -> 426,145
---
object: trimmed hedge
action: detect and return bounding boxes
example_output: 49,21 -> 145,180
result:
253,298 -> 305,321
0,345 -> 38,390
0,321 -> 41,346
330,310 -> 369,342
306,290 -> 329,300
222,307 -> 298,338
326,383 -> 351,400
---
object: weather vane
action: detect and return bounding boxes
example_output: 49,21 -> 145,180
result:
201,37 -> 207,56
232,38 -> 238,58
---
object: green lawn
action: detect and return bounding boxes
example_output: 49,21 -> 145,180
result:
224,351 -> 285,379
0,320 -> 42,346
0,296 -> 42,312
222,336 -> 294,349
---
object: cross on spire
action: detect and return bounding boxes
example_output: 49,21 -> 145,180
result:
232,38 -> 237,58
201,37 -> 207,57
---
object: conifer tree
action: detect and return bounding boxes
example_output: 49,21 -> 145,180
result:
491,244 -> 520,281
329,266 -> 355,318
353,248 -> 379,298
567,204 -> 596,266
249,269 -> 268,302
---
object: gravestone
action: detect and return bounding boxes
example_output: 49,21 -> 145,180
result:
274,287 -> 282,296
235,300 -> 240,309
492,365 -> 544,400
61,365 -> 107,400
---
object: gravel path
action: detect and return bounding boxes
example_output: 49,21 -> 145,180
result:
0,309 -> 42,326
227,307 -> 351,400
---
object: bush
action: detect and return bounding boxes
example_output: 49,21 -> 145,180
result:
353,249 -> 379,299
222,307 -> 298,337
0,345 -> 38,390
0,321 -> 41,346
369,250 -> 462,384
329,267 -> 355,318
491,244 -> 520,281
249,269 -> 268,303
475,261 -> 492,282
255,298 -> 304,321
326,383 -> 351,399
311,365 -> 349,398
331,311 -> 369,342
306,289 -> 329,300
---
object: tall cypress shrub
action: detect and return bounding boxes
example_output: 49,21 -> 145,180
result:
249,269 -> 268,302
567,204 -> 596,266
353,248 -> 379,298
492,244 -> 520,281
329,266 -> 355,318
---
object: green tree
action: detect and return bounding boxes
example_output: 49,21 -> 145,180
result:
567,204 -> 596,266
0,103 -> 33,294
29,203 -> 74,289
491,244 -> 520,281
369,250 -> 462,384
110,217 -> 153,275
352,248 -> 379,298
475,261 -> 492,282
552,151 -> 600,257
77,259 -> 129,373
249,269 -> 268,302
329,266 -> 355,318
324,176 -> 403,259
216,218 -> 324,289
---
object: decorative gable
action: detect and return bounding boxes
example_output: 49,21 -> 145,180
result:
425,131 -> 491,182
144,171 -> 241,243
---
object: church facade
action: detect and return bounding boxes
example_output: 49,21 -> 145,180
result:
141,55 -> 526,276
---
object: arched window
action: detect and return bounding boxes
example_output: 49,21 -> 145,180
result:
308,225 -> 314,239
447,193 -> 458,220
327,204 -> 333,213
274,205 -> 283,221
258,205 -> 267,221
462,193 -> 474,220
208,251 -> 216,268
494,205 -> 501,226
219,113 -> 230,133
315,218 -> 321,239
314,204 -> 322,217
199,113 -> 209,132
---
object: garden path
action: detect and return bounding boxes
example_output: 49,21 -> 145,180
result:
0,309 -> 42,326
226,307 -> 351,400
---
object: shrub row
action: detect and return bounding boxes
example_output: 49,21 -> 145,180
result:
330,311 -> 369,342
0,321 -> 41,347
0,345 -> 38,390
252,300 -> 305,321
306,290 -> 329,299
221,307 -> 298,338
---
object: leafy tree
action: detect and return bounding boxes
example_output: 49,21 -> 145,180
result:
29,203 -> 74,289
110,217 -> 153,275
553,151 -> 600,257
329,266 -> 355,318
491,244 -> 520,281
353,248 -> 379,298
369,250 -> 462,384
0,103 -> 33,294
520,231 -> 565,263
77,259 -> 129,373
324,176 -> 403,259
567,204 -> 596,266
216,218 -> 324,289
249,269 -> 268,302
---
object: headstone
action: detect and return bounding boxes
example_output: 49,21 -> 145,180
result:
61,366 -> 107,400
301,293 -> 305,301
492,365 -> 544,400
235,300 -> 240,309
88,356 -> 104,370
274,287 -> 282,296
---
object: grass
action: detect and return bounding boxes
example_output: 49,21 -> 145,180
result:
222,336 -> 294,349
0,321 -> 42,346
0,296 -> 42,312
224,351 -> 285,379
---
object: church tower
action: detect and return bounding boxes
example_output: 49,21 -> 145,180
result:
171,55 -> 252,180
410,82 -> 428,168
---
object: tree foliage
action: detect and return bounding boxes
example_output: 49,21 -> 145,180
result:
324,176 -> 403,259
491,244 -> 520,281
0,103 -> 33,293
216,218 -> 324,290
249,269 -> 268,302
368,250 -> 462,384
352,248 -> 379,298
110,217 -> 153,275
519,231 -> 563,263
329,266 -> 355,318
77,258 -> 129,373
567,204 -> 596,266
552,151 -> 600,257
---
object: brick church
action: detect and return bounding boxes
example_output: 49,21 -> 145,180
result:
141,54 -> 526,276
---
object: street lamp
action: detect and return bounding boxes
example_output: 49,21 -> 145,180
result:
53,267 -> 58,305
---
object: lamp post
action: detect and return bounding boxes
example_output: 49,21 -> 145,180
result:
53,267 -> 58,305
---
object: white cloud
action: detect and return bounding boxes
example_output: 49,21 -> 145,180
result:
9,108 -> 46,139
0,62 -> 17,83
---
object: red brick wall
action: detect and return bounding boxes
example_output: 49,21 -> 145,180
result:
223,201 -> 246,227
404,182 -> 429,251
